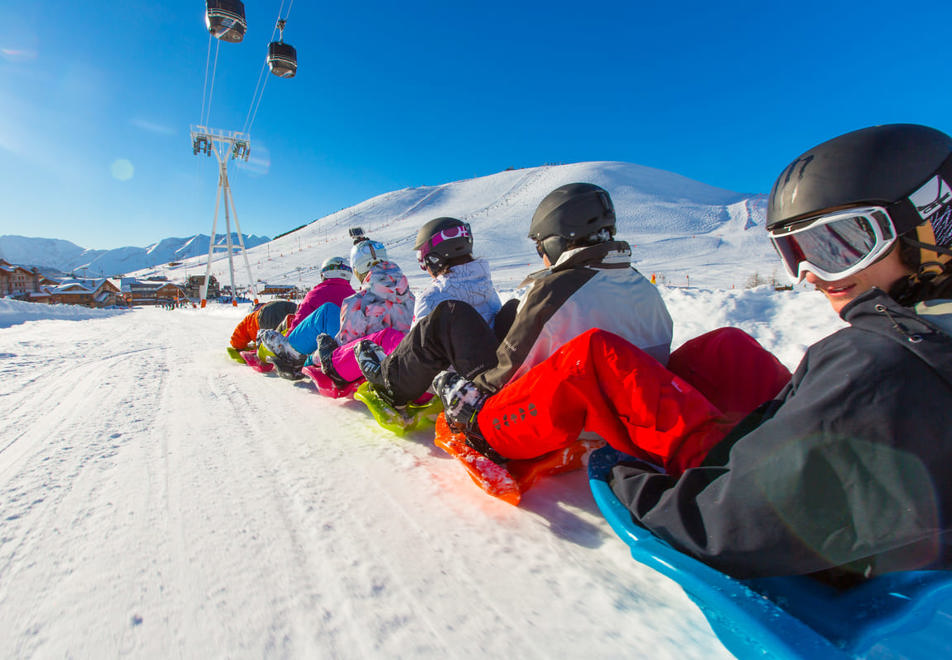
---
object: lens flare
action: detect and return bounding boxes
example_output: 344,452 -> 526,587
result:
110,158 -> 134,181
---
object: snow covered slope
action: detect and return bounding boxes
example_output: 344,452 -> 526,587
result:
138,161 -> 778,292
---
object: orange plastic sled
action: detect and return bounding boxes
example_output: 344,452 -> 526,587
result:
434,414 -> 603,505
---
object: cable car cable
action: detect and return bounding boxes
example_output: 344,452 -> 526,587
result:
243,0 -> 296,135
241,57 -> 270,135
201,38 -> 221,128
200,35 -> 213,126
203,39 -> 222,127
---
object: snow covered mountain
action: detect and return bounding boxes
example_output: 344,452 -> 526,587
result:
136,160 -> 780,292
0,233 -> 270,278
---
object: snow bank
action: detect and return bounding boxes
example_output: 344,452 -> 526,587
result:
0,298 -> 130,329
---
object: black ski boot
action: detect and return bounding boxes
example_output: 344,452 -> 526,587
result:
354,340 -> 407,409
354,339 -> 388,390
271,354 -> 306,380
432,370 -> 506,464
315,333 -> 350,389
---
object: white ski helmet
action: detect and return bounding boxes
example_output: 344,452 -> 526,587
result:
320,256 -> 352,281
350,238 -> 387,279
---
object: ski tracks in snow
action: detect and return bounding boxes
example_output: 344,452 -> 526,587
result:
0,308 -> 729,658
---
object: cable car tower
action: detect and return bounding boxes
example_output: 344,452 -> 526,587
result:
193,1 -> 297,309
190,125 -> 259,307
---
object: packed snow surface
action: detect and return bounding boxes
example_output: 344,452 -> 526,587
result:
0,285 -> 841,658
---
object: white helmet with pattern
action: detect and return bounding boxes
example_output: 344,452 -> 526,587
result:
320,256 -> 352,281
350,239 -> 387,279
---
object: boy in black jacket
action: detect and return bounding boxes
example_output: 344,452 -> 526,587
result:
438,124 -> 952,585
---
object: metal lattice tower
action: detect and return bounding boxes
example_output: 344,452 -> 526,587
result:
190,124 -> 259,307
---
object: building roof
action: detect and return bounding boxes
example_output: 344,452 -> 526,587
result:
50,278 -> 118,296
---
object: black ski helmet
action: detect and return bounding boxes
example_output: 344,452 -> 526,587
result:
414,217 -> 473,272
529,183 -> 615,262
768,125 -> 952,276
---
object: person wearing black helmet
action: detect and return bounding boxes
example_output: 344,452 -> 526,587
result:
354,183 -> 673,416
441,124 -> 952,583
412,217 -> 502,325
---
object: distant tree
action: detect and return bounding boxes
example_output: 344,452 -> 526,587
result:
745,272 -> 767,288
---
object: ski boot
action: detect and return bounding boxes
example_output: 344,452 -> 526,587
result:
257,329 -> 305,365
432,370 -> 505,464
313,333 -> 352,389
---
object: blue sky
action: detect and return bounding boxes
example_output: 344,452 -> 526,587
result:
1,0 -> 951,249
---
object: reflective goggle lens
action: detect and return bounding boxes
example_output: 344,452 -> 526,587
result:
769,207 -> 896,281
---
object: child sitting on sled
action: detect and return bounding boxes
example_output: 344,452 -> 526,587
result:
228,299 -> 297,362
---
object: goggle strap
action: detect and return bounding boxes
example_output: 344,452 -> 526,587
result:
901,231 -> 952,275
886,152 -> 952,234
421,224 -> 471,257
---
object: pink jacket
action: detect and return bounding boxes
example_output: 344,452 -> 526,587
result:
288,278 -> 355,331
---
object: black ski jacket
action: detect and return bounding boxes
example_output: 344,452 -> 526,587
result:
611,288 -> 952,583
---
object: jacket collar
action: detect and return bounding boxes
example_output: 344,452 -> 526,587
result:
518,241 -> 632,287
551,240 -> 632,272
842,288 -> 952,388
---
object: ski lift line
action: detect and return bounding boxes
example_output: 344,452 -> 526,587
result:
245,6 -> 284,132
241,21 -> 281,134
241,57 -> 270,135
244,0 -> 297,132
274,0 -> 295,27
199,34 -> 214,129
203,39 -> 222,128
245,73 -> 271,136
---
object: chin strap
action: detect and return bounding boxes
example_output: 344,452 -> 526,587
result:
893,230 -> 952,305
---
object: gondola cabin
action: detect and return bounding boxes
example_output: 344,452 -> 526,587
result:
267,41 -> 297,78
205,0 -> 247,43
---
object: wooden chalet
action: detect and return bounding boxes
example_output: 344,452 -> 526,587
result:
120,278 -> 188,306
259,283 -> 299,298
1,260 -> 59,301
47,278 -> 123,308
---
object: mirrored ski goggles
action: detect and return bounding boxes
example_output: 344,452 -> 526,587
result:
769,206 -> 898,281
416,223 -> 471,270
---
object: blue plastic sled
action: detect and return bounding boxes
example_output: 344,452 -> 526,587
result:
588,446 -> 952,659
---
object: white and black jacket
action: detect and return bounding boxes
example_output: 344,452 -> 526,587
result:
474,240 -> 673,393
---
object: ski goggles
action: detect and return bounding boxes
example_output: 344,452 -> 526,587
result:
769,206 -> 898,281
321,262 -> 352,275
416,223 -> 471,270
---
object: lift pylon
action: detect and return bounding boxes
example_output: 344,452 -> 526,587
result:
190,125 -> 259,308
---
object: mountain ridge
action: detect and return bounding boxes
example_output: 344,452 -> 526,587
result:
0,233 -> 270,277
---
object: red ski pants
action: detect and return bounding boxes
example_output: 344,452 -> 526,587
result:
476,328 -> 791,475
